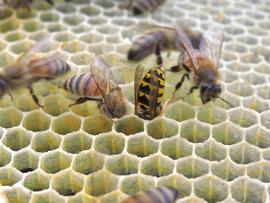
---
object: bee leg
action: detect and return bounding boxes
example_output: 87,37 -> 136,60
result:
172,73 -> 189,95
187,86 -> 198,95
154,42 -> 163,65
28,84 -> 43,108
69,96 -> 102,107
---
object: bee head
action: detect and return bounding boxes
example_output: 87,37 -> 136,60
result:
0,78 -> 8,97
200,82 -> 221,104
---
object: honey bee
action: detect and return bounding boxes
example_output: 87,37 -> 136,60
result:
0,38 -> 70,107
172,24 -> 232,106
121,186 -> 178,203
63,56 -> 129,118
128,24 -> 201,61
128,0 -> 166,15
134,43 -> 169,120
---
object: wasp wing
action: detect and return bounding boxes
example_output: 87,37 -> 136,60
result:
134,65 -> 144,115
149,68 -> 160,119
199,24 -> 224,68
175,24 -> 199,73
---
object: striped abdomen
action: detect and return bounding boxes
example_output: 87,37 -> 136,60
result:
63,73 -> 107,97
29,57 -> 70,78
138,65 -> 165,120
131,0 -> 166,15
122,187 -> 178,203
128,32 -> 166,61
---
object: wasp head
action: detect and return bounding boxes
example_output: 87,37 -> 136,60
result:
200,81 -> 221,104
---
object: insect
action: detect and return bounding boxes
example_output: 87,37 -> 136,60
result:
121,186 -> 178,203
63,56 -> 129,118
128,24 -> 202,61
0,38 -> 70,107
128,0 -> 166,15
134,43 -> 168,120
172,24 -> 232,106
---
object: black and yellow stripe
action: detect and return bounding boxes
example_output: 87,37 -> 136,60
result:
137,65 -> 165,120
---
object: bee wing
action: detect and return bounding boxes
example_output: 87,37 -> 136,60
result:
199,24 -> 224,68
175,24 -> 199,73
134,65 -> 144,115
149,69 -> 160,119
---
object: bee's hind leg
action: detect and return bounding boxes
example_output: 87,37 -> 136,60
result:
154,42 -> 163,65
172,73 -> 189,95
69,96 -> 102,107
187,86 -> 198,95
28,83 -> 44,108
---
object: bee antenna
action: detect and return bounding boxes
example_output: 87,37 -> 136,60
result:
216,96 -> 233,107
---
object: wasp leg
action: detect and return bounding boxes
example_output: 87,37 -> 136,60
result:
172,73 -> 189,95
69,96 -> 102,107
187,86 -> 198,95
28,83 -> 43,108
154,42 -> 163,65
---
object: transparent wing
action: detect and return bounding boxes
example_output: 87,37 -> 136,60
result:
134,65 -> 144,115
175,24 -> 199,73
149,69 -> 160,119
199,24 -> 224,68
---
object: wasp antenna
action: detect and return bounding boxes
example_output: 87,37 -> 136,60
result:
216,96 -> 233,108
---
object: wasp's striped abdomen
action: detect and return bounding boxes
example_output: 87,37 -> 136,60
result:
63,73 -> 107,97
29,57 -> 70,77
131,0 -> 166,15
122,187 -> 178,203
137,65 -> 165,120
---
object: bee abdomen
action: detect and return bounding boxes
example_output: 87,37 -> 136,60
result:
122,187 -> 178,203
128,32 -> 165,61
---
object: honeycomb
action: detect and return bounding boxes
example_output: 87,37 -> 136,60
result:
0,0 -> 270,202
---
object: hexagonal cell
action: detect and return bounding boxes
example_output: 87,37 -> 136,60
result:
0,51 -> 15,68
240,53 -> 261,64
224,41 -> 247,53
54,32 -> 76,42
247,161 -> 270,183
106,154 -> 139,175
63,132 -> 92,154
31,131 -> 61,152
195,140 -> 226,161
2,128 -> 31,151
40,11 -> 60,22
127,134 -> 159,157
231,177 -> 267,203
194,176 -> 228,203
56,3 -> 76,13
22,111 -> 51,132
256,85 -> 270,100
94,133 -> 125,155
219,69 -> 238,83
212,122 -> 243,145
197,105 -> 228,125
3,187 -> 31,203
160,137 -> 193,160
80,32 -> 104,44
13,93 -> 40,111
243,96 -> 268,113
73,150 -> 105,175
229,108 -> 258,128
177,157 -> 209,178
211,159 -> 245,181
0,167 -> 22,186
63,14 -> 85,26
52,170 -> 84,196
241,72 -> 266,86
146,117 -> 178,139
31,190 -> 65,203
62,40 -> 86,53
67,193 -> 97,203
158,174 -> 192,199
229,142 -> 260,164
23,171 -> 50,191
40,151 -> 72,174
23,20 -> 44,32
115,115 -> 144,135
261,110 -> 270,130
165,101 -> 196,122
140,154 -> 174,177
246,126 -> 270,148
100,190 -> 127,203
0,9 -> 13,20
52,113 -> 81,135
0,17 -> 20,33
120,175 -> 155,195
80,6 -> 101,16
83,115 -> 113,135
88,17 -> 108,25
85,170 -> 118,197
5,31 -> 26,42
47,23 -> 67,32
13,150 -> 39,173
0,145 -> 11,167
0,107 -> 22,128
43,95 -> 70,116
88,43 -> 115,55
180,121 -> 210,143
227,81 -> 254,97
